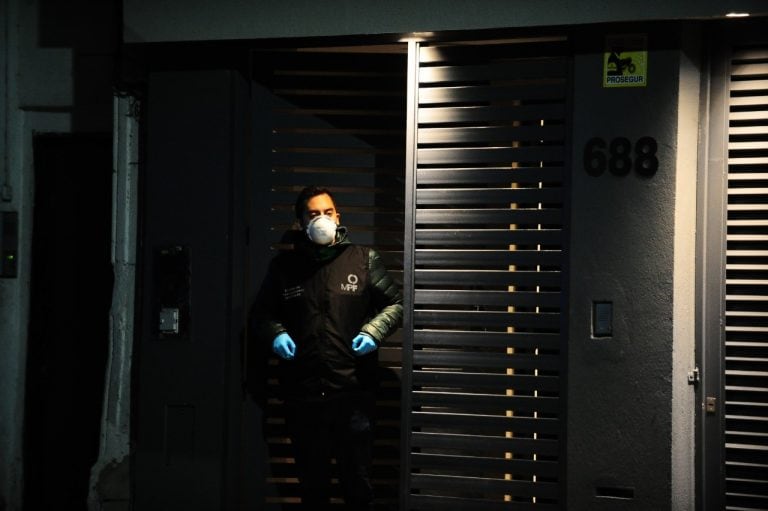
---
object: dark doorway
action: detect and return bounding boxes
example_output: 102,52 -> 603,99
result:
24,134 -> 113,510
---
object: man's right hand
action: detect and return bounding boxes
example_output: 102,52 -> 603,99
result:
272,332 -> 296,360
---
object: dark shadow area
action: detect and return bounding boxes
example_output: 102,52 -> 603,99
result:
24,134 -> 113,510
38,0 -> 120,132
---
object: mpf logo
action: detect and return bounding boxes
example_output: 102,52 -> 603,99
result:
340,273 -> 359,292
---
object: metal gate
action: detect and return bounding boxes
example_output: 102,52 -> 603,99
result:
723,39 -> 768,511
700,21 -> 768,511
250,32 -> 570,510
401,35 -> 569,510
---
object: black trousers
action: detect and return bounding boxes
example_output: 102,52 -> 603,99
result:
284,391 -> 375,511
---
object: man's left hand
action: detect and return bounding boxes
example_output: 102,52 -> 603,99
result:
351,333 -> 377,356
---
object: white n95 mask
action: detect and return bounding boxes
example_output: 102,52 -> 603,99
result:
306,215 -> 337,245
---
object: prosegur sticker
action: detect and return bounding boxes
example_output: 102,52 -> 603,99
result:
603,34 -> 647,88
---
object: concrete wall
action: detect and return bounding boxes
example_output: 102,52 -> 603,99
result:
122,0 -> 768,43
567,24 -> 699,510
0,1 -> 117,509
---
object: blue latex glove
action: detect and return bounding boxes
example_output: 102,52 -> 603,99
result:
351,332 -> 377,356
272,332 -> 296,360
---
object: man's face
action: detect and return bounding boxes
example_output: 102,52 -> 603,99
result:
301,193 -> 340,228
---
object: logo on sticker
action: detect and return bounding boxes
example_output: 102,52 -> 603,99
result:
603,34 -> 647,88
340,273 -> 359,293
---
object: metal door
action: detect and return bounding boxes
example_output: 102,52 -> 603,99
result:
401,34 -> 570,510
699,20 -> 768,511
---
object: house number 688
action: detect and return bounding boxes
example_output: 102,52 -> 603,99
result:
583,136 -> 659,177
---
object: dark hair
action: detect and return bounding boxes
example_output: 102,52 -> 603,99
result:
294,185 -> 336,220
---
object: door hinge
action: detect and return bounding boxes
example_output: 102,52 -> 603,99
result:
687,366 -> 700,385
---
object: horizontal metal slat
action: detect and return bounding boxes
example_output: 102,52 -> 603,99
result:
728,171 -> 768,181
732,48 -> 768,60
417,166 -> 564,185
415,232 -> 561,250
724,476 -> 768,493
416,208 -> 562,226
416,232 -> 561,251
412,370 -> 559,392
725,355 -> 768,365
731,62 -> 768,77
725,460 -> 768,473
419,59 -> 567,84
415,289 -> 560,307
412,391 -> 559,414
417,187 -> 562,205
418,83 -> 566,104
725,369 -> 768,378
413,329 -> 561,350
726,185 -> 768,194
726,312 -> 768,320
419,146 -> 565,166
408,493 -> 559,511
416,247 -> 561,267
727,219 -> 768,228
411,431 -> 559,456
414,309 -> 560,329
725,415 -> 768,427
419,40 -> 567,64
729,125 -> 768,135
410,473 -> 559,498
411,452 -> 559,478
726,385 -> 768,393
727,235 -> 768,243
726,250 -> 768,257
419,125 -> 564,145
728,157 -> 768,165
413,350 -> 560,371
725,443 -> 768,455
415,269 -> 561,288
729,96 -> 768,107
729,110 -> 768,122
419,104 -> 565,124
726,342 -> 768,354
412,411 -> 560,435
416,249 -> 562,268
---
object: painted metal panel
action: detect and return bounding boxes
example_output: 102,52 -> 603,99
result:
404,34 -> 568,508
724,42 -> 768,511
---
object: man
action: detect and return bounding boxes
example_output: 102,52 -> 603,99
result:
251,186 -> 403,510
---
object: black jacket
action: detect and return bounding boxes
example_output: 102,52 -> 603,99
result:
251,229 -> 403,397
